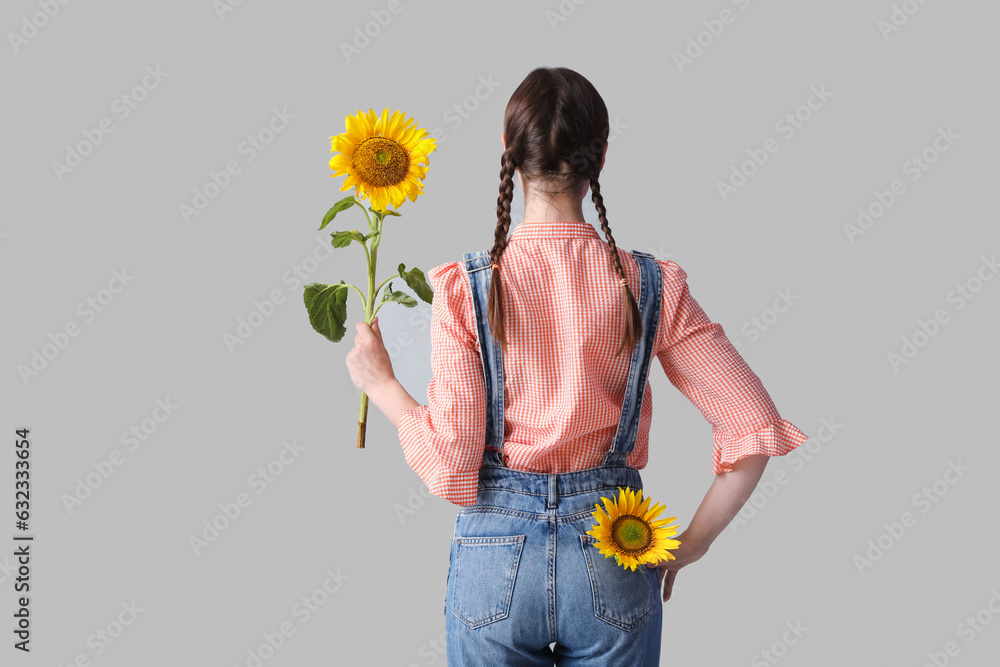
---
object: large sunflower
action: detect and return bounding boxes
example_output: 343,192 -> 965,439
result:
329,108 -> 437,214
587,486 -> 681,572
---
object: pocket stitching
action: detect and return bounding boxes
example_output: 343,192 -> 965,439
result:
452,534 -> 526,629
579,534 -> 654,632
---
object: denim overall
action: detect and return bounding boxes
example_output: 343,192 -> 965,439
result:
443,248 -> 664,666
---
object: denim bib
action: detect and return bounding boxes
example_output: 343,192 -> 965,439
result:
460,247 -> 662,505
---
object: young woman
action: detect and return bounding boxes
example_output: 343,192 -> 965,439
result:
347,66 -> 808,666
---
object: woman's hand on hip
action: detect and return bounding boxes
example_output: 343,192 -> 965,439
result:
645,530 -> 709,603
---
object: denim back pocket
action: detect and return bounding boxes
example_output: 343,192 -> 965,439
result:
452,534 -> 526,629
579,534 -> 655,631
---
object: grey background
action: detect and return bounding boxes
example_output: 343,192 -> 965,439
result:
2,0 -> 999,664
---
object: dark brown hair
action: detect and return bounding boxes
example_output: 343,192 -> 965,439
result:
489,66 -> 641,357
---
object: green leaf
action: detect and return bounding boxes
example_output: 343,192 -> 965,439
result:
303,281 -> 349,342
319,196 -> 360,230
379,281 -> 418,308
397,262 -> 434,304
381,208 -> 402,217
330,230 -> 367,248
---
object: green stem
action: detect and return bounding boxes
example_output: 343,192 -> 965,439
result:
344,283 -> 367,309
366,214 -> 382,322
358,200 -> 374,233
356,209 -> 385,449
372,272 -> 401,304
355,199 -> 374,273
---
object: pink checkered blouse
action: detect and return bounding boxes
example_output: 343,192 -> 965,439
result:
397,221 -> 808,507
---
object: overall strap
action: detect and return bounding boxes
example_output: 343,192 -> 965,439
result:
462,249 -> 507,468
602,250 -> 663,467
462,248 -> 662,470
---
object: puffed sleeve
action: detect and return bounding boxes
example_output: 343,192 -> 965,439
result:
396,261 -> 487,506
654,259 -> 808,473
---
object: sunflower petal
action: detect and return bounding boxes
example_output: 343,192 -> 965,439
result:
644,502 -> 666,521
616,487 -> 628,514
635,494 -> 651,518
601,496 -> 619,521
357,109 -> 377,137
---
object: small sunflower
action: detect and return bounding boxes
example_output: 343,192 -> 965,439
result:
329,108 -> 437,214
587,486 -> 681,572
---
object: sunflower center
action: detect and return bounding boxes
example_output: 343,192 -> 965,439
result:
611,515 -> 653,555
352,136 -> 409,188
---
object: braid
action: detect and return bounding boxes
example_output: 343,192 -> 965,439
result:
591,171 -> 641,356
488,150 -> 515,351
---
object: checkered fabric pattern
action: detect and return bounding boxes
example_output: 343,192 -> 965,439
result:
397,221 -> 808,507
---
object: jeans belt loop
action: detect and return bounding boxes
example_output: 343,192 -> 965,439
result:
547,474 -> 558,509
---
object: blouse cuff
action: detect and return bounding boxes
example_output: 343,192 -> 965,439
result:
397,406 -> 481,507
712,418 -> 809,474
